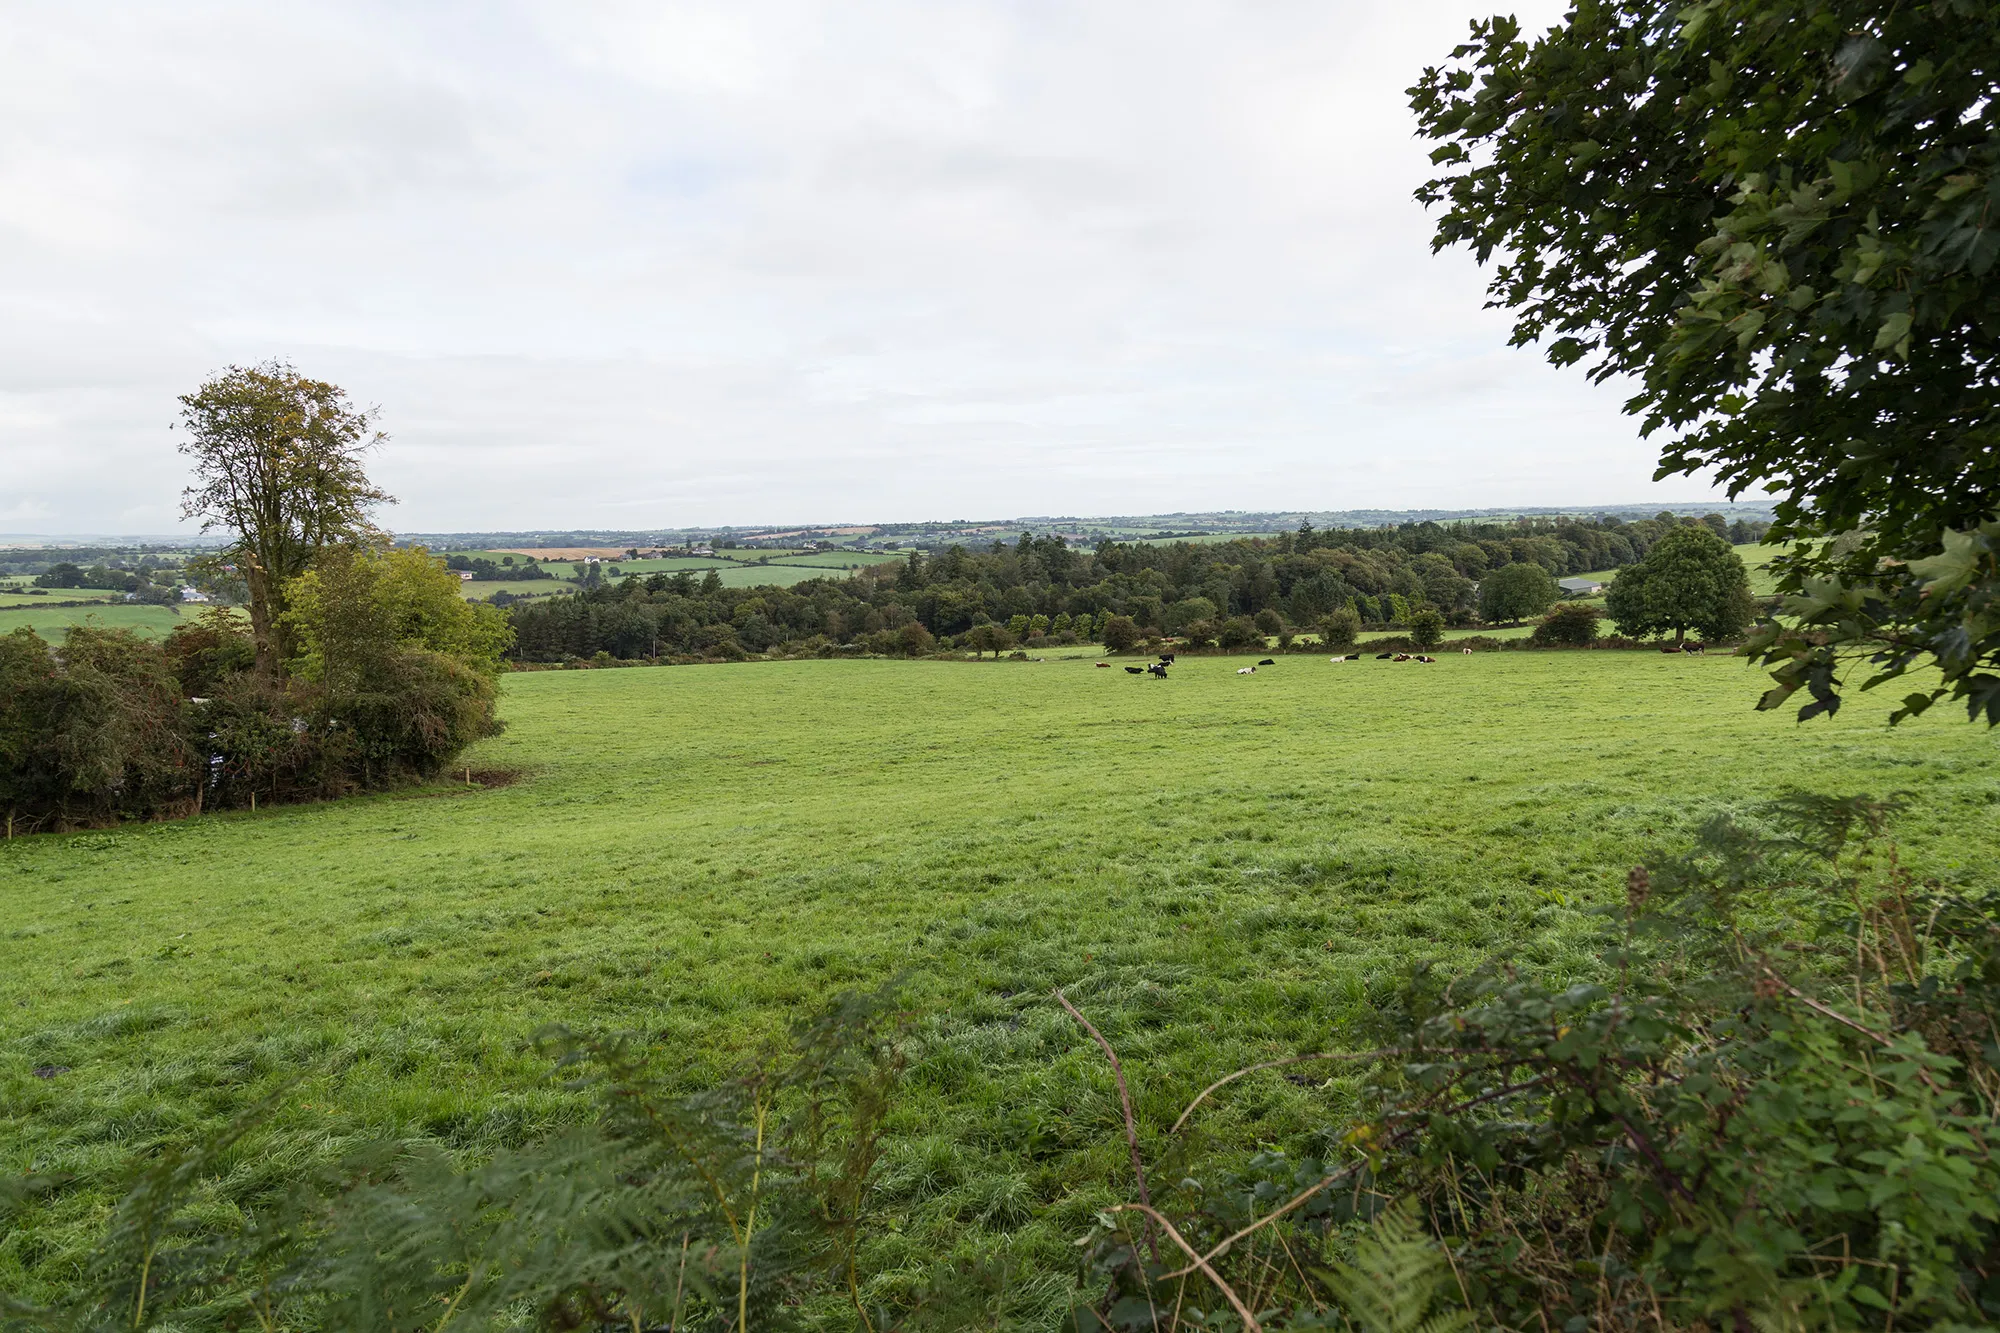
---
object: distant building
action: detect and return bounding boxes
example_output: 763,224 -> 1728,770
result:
458,570 -> 475,581
1558,577 -> 1604,596
179,586 -> 210,603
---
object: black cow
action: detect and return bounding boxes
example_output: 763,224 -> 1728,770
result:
1147,662 -> 1169,678
1375,652 -> 1394,660
1158,652 -> 1176,665
1257,658 -> 1275,666
1124,666 -> 1145,674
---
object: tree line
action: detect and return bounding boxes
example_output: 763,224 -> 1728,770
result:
502,511 -> 1762,662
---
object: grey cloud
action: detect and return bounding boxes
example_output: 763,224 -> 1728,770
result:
0,0 -> 1725,534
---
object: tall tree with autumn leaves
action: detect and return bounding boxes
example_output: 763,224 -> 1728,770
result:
176,362 -> 394,679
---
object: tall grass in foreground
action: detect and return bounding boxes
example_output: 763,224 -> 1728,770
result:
6,795 -> 1995,1331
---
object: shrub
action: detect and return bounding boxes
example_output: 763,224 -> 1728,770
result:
1319,606 -> 1361,647
1217,616 -> 1261,649
1529,602 -> 1600,646
1181,619 -> 1217,648
0,627 -> 197,831
1408,607 -> 1445,649
1101,615 -> 1140,653
1253,608 -> 1283,636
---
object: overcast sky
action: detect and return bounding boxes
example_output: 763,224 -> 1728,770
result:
0,1 -> 1727,535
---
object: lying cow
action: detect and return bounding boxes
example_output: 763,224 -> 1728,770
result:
1394,653 -> 1412,662
1095,661 -> 1111,668
1236,666 -> 1256,675
1461,647 -> 1473,655
1125,665 -> 1145,674
1257,658 -> 1276,666
1375,652 -> 1395,660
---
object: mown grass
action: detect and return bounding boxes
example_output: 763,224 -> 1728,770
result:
3,653 -> 1996,1316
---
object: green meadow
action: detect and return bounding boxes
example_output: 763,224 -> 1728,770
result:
0,604 -> 190,640
4,653 -> 1996,1310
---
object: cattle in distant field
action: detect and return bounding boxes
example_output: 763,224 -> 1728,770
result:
1096,662 -> 1111,668
1394,653 -> 1412,662
1236,666 -> 1256,675
1330,654 -> 1353,662
1147,662 -> 1169,678
1159,652 -> 1177,665
1125,666 -> 1145,673
1375,652 -> 1394,660
1461,647 -> 1473,655
1685,641 -> 1707,654
1660,644 -> 1683,654
1257,658 -> 1275,666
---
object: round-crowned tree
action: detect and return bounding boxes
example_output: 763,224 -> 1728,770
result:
1100,615 -> 1140,654
1409,607 -> 1446,650
1605,527 -> 1755,645
1479,562 -> 1558,625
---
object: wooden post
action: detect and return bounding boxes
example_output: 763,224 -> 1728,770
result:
250,791 -> 256,813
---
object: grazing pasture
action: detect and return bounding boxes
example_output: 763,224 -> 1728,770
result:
0,603 -> 189,639
3,653 -> 1995,1312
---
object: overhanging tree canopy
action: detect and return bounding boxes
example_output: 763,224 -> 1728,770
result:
1412,0 -> 1999,720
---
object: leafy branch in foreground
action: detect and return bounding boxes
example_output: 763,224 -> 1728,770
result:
1411,0 -> 2000,719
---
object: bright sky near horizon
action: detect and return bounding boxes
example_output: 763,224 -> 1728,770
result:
0,1 -> 1729,535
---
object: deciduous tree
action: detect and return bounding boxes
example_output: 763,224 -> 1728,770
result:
1478,562 -> 1557,625
1605,527 -> 1755,644
177,363 -> 392,679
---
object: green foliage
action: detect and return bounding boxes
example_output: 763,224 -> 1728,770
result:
1412,0 -> 2000,713
1407,608 -> 1444,651
1096,616 -> 1144,652
1750,516 -> 2000,725
1217,616 -> 1262,649
0,628 -> 195,832
1319,606 -> 1362,647
1605,526 -> 1755,643
175,363 -> 393,678
1528,601 -> 1601,647
507,517 -> 1701,663
1330,795 -> 2000,1330
1323,1200 -> 1472,1333
1477,562 -> 1556,625
284,544 -> 512,685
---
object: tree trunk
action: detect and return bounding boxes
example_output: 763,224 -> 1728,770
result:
244,560 -> 285,681
1675,625 -> 1686,645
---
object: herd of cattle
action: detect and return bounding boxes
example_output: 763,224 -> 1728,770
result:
1090,639 -> 1709,677
1096,649 -> 1466,676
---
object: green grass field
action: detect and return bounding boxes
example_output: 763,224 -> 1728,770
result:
0,604 -> 189,639
4,653 -> 1996,1311
0,588 -> 124,608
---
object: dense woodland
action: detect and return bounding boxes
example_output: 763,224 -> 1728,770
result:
506,512 -> 1766,661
